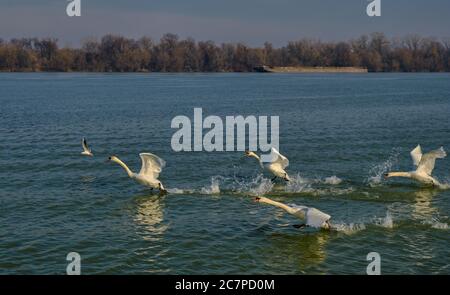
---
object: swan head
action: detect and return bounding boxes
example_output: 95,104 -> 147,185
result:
108,155 -> 120,163
322,220 -> 331,230
254,196 -> 267,203
383,173 -> 392,179
245,150 -> 258,158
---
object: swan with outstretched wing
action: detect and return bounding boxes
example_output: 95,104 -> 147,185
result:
254,196 -> 331,230
385,145 -> 446,187
245,147 -> 291,181
109,152 -> 167,193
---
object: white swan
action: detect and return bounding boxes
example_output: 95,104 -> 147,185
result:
384,145 -> 446,186
81,137 -> 93,156
245,148 -> 291,181
254,196 -> 331,230
109,153 -> 167,193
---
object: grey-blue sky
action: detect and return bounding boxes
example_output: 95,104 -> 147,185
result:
1,0 -> 449,47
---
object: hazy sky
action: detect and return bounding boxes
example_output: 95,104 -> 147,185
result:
1,0 -> 449,47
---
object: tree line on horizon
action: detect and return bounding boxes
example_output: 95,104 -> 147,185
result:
0,33 -> 449,72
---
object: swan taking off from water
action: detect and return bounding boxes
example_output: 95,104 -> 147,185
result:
81,138 -> 93,156
245,148 -> 291,181
384,145 -> 446,187
109,153 -> 167,193
254,196 -> 331,230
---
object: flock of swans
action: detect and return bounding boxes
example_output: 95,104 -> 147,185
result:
81,138 -> 447,231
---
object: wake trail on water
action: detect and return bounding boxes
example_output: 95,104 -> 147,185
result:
166,179 -> 449,232
331,205 -> 449,233
331,211 -> 393,234
166,174 -> 347,196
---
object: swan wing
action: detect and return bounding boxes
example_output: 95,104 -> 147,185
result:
270,147 -> 289,168
288,204 -> 330,228
305,208 -> 331,228
82,137 -> 91,152
410,145 -> 422,167
139,153 -> 166,179
416,147 -> 446,176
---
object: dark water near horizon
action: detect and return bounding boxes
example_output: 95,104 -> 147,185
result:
0,73 -> 449,274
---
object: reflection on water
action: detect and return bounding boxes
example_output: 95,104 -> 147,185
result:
411,189 -> 439,221
133,195 -> 168,242
268,231 -> 331,273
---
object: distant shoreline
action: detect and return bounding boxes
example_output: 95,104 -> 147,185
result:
0,68 -> 368,73
2,69 -> 450,74
253,66 -> 368,73
1,33 -> 450,73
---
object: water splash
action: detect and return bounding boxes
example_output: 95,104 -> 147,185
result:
167,174 -> 273,196
166,188 -> 186,194
431,222 -> 448,230
166,174 -> 349,197
367,148 -> 401,186
323,176 -> 342,185
285,174 -> 313,193
379,211 -> 394,228
331,222 -> 366,234
437,180 -> 450,190
200,176 -> 221,195
332,211 -> 394,233
231,174 -> 273,196
422,218 -> 449,230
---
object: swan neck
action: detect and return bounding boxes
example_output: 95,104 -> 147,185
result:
250,153 -> 263,167
388,172 -> 412,178
113,157 -> 133,177
260,198 -> 296,215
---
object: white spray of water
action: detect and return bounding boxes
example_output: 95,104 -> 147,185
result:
232,174 -> 274,196
431,222 -> 449,229
331,222 -> 366,234
200,176 -> 221,194
367,149 -> 401,186
165,173 -> 347,196
421,218 -> 449,230
332,211 -> 393,233
285,174 -> 313,193
323,176 -> 343,185
166,188 -> 186,194
437,179 -> 450,190
379,211 -> 394,228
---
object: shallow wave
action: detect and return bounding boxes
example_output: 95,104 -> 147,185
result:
421,218 -> 449,230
